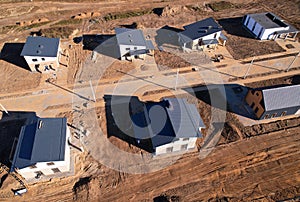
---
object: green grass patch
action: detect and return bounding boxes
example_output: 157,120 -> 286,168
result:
207,1 -> 235,12
104,9 -> 152,21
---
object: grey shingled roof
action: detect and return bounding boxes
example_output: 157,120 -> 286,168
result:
10,118 -> 67,171
262,84 -> 300,111
115,28 -> 148,46
164,98 -> 204,138
179,17 -> 223,44
132,98 -> 204,148
21,36 -> 60,57
247,12 -> 298,33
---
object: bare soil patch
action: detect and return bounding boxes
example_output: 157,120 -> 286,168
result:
0,44 -> 41,93
101,60 -> 136,80
154,50 -> 191,70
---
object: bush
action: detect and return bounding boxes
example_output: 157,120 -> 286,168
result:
51,19 -> 82,27
42,27 -> 74,39
208,1 -> 235,12
104,9 -> 152,21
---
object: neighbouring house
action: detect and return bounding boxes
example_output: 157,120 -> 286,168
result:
245,84 -> 300,120
21,36 -> 60,73
115,28 -> 155,60
178,17 -> 227,51
243,12 -> 298,40
132,98 -> 205,156
10,117 -> 71,180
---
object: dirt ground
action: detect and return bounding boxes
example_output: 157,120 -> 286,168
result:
154,50 -> 191,70
0,0 -> 300,201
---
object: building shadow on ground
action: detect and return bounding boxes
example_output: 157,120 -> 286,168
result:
103,95 -> 154,153
152,7 -> 164,16
218,17 -> 254,39
85,34 -> 119,59
184,84 -> 257,119
119,22 -> 138,29
0,111 -> 37,169
0,43 -> 30,71
155,25 -> 183,47
80,34 -> 115,51
292,75 -> 300,84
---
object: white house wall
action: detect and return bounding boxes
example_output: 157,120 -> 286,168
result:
154,137 -> 197,156
119,44 -> 146,59
260,27 -> 288,40
190,31 -> 221,49
202,32 -> 221,41
17,160 -> 68,180
24,56 -> 59,72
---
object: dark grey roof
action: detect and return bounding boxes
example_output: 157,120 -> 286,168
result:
262,84 -> 300,111
247,12 -> 298,32
164,98 -> 204,138
11,118 -> 67,171
132,98 -> 204,148
179,17 -> 223,43
21,36 -> 60,57
115,28 -> 148,46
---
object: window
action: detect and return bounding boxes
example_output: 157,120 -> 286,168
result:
264,114 -> 269,119
47,162 -> 55,166
254,107 -> 259,113
134,47 -> 137,50
35,171 -> 44,179
41,58 -> 45,61
181,144 -> 188,151
52,168 -> 61,173
182,138 -> 189,141
271,113 -> 277,118
166,147 -> 173,153
32,59 -> 38,62
30,164 -> 37,169
125,48 -> 130,51
281,111 -> 287,116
